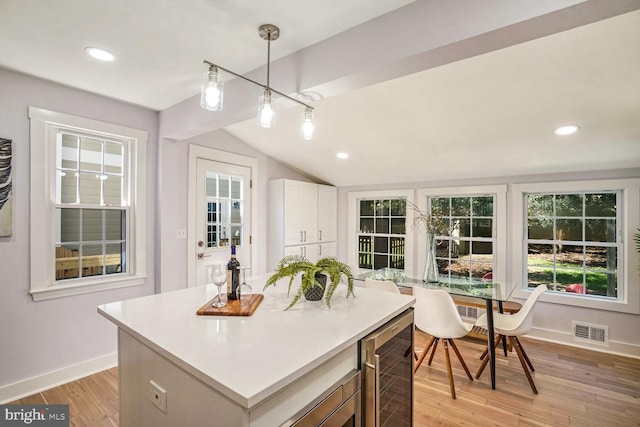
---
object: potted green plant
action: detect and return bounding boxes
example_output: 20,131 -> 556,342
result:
264,255 -> 355,310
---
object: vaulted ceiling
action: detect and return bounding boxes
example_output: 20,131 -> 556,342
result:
2,0 -> 639,186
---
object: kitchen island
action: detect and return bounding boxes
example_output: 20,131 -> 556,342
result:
98,274 -> 414,427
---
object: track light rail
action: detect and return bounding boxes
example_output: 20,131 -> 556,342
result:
202,60 -> 313,110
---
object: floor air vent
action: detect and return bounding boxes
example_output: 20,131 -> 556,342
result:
457,305 -> 479,319
572,321 -> 608,345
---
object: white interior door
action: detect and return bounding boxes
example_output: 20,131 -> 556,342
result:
193,159 -> 252,286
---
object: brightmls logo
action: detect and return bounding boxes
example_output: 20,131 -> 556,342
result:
0,405 -> 68,426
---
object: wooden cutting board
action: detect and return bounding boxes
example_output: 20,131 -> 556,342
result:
196,294 -> 264,316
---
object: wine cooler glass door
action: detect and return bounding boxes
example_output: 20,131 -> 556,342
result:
362,309 -> 414,427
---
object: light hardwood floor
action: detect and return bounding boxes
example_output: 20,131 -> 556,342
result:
413,332 -> 640,427
10,368 -> 119,426
10,333 -> 640,426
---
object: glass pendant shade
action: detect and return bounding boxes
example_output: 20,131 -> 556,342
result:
302,107 -> 315,140
201,66 -> 224,111
257,90 -> 276,128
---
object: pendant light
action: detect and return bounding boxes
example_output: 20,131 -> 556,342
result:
302,107 -> 315,140
201,24 -> 315,139
201,65 -> 224,111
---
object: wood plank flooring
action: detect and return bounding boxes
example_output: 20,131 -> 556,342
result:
413,331 -> 640,427
9,333 -> 640,426
9,368 -> 119,427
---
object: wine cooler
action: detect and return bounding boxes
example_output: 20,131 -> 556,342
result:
361,309 -> 414,427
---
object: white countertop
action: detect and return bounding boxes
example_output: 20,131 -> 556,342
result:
98,273 -> 414,409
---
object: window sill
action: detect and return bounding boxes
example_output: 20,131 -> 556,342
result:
511,287 -> 639,315
30,275 -> 147,301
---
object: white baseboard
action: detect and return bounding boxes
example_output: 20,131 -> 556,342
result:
0,352 -> 117,404
528,327 -> 640,359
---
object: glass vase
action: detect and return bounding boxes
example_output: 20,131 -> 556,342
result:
423,232 -> 439,283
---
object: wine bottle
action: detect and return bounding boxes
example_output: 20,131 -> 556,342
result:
227,245 -> 240,300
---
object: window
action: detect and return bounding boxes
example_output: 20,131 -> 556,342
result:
347,190 -> 414,274
512,179 -> 640,314
206,172 -> 244,248
357,198 -> 406,270
525,192 -> 620,298
429,195 -> 495,279
55,132 -> 127,280
418,186 -> 507,281
29,107 -> 147,300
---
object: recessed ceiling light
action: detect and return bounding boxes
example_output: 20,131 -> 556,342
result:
85,47 -> 115,62
553,124 -> 580,136
336,152 -> 349,159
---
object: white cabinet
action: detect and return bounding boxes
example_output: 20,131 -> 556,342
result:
284,244 -> 319,263
283,242 -> 336,264
318,184 -> 337,243
269,179 -> 338,269
282,180 -> 318,246
318,241 -> 337,259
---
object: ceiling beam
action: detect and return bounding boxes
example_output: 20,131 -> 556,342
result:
159,0 -> 640,141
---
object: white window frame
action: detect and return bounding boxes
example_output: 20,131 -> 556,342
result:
417,185 -> 507,282
29,107 -> 147,300
347,189 -> 414,275
511,179 -> 640,314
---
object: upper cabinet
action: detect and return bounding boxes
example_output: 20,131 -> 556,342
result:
317,185 -> 337,243
282,179 -> 318,246
268,179 -> 337,270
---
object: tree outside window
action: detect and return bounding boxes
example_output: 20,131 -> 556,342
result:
526,192 -> 619,298
427,196 -> 495,279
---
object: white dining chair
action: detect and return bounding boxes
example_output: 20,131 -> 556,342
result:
363,278 -> 401,294
474,284 -> 547,394
413,286 -> 474,399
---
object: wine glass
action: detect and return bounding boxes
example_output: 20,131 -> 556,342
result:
237,266 -> 252,301
209,263 -> 227,308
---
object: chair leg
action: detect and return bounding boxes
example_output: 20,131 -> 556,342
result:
480,334 -> 503,360
514,336 -> 535,372
475,349 -> 490,380
442,339 -> 457,399
448,339 -> 473,380
414,336 -> 436,373
510,336 -> 538,394
427,338 -> 440,366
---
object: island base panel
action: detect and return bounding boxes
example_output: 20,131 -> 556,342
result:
118,330 -> 245,427
118,329 -> 358,427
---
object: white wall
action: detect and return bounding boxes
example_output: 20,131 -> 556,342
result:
158,130 -> 309,293
0,68 -> 158,400
337,168 -> 640,357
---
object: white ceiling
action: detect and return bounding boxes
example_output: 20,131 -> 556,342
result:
0,0 -> 411,110
227,9 -> 640,186
1,1 -> 639,187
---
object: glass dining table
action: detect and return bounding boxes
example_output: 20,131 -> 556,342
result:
355,268 -> 519,390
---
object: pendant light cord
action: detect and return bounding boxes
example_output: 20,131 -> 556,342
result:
266,29 -> 271,89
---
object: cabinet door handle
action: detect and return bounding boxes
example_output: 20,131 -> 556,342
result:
319,245 -> 322,256
303,231 -> 307,242
319,230 -> 322,241
364,354 -> 381,427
